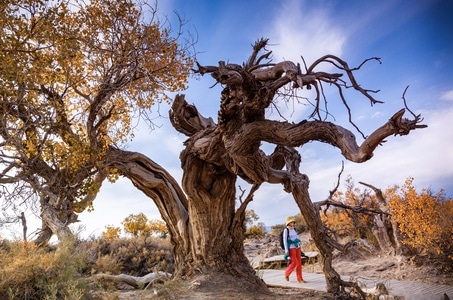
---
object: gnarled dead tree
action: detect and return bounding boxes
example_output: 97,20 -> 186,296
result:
153,38 -> 426,295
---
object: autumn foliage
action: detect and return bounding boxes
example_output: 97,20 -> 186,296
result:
321,177 -> 376,240
102,213 -> 168,239
0,0 -> 193,243
387,177 -> 453,256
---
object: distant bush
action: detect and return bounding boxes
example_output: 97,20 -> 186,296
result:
245,223 -> 266,239
321,177 -> 376,239
101,225 -> 121,240
293,214 -> 308,233
120,213 -> 169,238
270,224 -> 286,237
269,214 -> 308,236
245,210 -> 267,238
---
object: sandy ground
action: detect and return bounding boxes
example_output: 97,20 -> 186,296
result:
106,233 -> 452,299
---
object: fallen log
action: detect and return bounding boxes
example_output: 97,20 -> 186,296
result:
86,271 -> 171,289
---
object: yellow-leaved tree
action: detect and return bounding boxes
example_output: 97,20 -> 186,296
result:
0,0 -> 193,244
387,177 -> 453,255
102,225 -> 121,240
122,213 -> 149,237
102,213 -> 168,238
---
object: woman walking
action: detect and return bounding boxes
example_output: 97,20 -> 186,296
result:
283,216 -> 306,283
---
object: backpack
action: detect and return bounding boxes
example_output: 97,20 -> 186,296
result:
279,228 -> 289,250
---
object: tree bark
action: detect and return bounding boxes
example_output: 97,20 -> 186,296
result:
40,205 -> 74,242
34,194 -> 77,245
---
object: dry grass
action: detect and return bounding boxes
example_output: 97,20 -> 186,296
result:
0,235 -> 174,299
0,239 -> 89,299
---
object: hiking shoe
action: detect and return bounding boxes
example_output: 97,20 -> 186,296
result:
298,279 -> 307,283
285,275 -> 289,281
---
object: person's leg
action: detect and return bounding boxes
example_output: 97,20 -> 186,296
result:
294,247 -> 303,282
284,248 -> 297,279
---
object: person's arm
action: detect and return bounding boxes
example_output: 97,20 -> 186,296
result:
283,228 -> 289,254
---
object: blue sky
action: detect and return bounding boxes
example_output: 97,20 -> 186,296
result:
3,0 -> 453,239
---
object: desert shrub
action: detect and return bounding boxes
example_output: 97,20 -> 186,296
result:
0,240 -> 90,300
269,224 -> 286,237
293,214 -> 308,233
151,277 -> 188,299
92,253 -> 122,275
268,213 -> 308,237
79,235 -> 174,277
244,210 -> 267,238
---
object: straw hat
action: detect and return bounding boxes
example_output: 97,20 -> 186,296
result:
285,216 -> 296,225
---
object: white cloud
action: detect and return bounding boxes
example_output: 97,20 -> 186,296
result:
260,0 -> 347,123
315,105 -> 453,196
440,90 -> 453,101
269,0 -> 346,64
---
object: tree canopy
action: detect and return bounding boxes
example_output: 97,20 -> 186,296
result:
0,0 -> 193,242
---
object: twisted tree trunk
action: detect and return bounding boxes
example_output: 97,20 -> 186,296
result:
106,145 -> 263,286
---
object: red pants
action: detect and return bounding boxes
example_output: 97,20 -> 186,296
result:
285,247 -> 303,281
